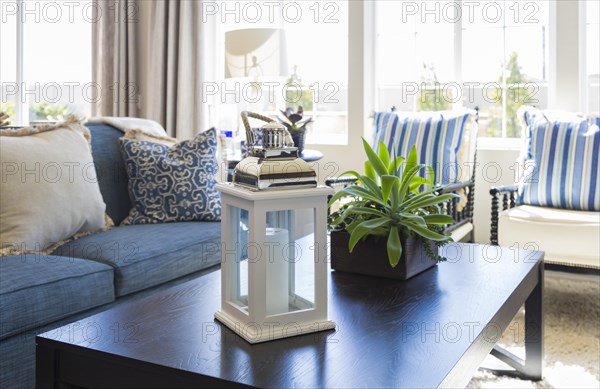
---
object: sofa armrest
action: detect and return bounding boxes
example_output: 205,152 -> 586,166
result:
489,184 -> 518,245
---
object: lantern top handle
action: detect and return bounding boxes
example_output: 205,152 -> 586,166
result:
240,111 -> 293,148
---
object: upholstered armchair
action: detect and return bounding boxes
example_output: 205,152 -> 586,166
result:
490,107 -> 600,272
326,109 -> 478,243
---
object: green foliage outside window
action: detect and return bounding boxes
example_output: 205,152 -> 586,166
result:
0,102 -> 15,120
417,83 -> 452,111
414,54 -> 533,138
284,65 -> 314,111
29,102 -> 71,121
488,52 -> 532,138
417,63 -> 451,112
0,102 -> 71,124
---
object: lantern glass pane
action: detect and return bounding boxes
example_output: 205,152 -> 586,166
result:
265,208 -> 315,316
227,206 -> 249,314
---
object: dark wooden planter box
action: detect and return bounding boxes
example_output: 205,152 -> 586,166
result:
330,230 -> 437,280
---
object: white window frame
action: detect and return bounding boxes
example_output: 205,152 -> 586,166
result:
579,0 -> 599,114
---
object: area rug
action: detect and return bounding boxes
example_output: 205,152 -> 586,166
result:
467,272 -> 600,388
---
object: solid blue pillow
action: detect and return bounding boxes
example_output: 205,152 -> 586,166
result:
119,128 -> 221,224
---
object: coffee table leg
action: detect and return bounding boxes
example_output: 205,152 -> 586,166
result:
488,262 -> 543,381
523,262 -> 543,380
36,342 -> 56,389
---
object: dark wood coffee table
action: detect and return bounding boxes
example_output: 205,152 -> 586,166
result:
36,243 -> 543,388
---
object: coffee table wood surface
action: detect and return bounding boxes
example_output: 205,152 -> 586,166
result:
36,243 -> 543,388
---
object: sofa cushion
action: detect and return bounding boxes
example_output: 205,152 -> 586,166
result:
518,109 -> 600,211
0,118 -> 108,255
373,110 -> 474,184
51,222 -> 221,297
0,254 -> 114,340
119,128 -> 221,224
86,123 -> 133,225
498,205 -> 600,268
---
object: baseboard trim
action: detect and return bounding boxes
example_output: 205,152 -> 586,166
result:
545,263 -> 600,276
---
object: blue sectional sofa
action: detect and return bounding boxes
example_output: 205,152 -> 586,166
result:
0,123 -> 222,388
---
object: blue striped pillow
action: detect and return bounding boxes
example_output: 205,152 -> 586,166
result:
373,111 -> 471,184
519,113 -> 600,211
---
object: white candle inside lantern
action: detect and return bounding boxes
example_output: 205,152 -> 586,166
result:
265,227 -> 289,315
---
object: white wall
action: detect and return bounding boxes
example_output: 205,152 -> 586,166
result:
549,0 -> 581,111
471,144 -> 520,243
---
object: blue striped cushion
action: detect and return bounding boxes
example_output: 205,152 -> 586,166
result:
373,111 -> 471,184
519,112 -> 600,211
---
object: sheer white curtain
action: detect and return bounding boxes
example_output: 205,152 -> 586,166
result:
92,0 -> 211,139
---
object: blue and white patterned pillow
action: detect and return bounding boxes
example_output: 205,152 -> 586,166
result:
519,111 -> 599,211
373,111 -> 471,184
119,128 -> 221,224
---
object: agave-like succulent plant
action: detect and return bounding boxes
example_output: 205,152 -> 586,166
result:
278,106 -> 313,133
328,139 -> 459,267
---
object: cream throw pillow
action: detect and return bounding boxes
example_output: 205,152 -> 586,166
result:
456,113 -> 478,184
0,117 -> 109,255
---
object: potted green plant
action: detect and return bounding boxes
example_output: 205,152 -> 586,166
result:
328,139 -> 459,280
278,106 -> 313,153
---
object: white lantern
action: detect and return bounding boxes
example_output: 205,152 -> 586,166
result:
214,183 -> 336,343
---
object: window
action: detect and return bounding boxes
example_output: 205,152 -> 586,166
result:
209,0 -> 348,145
282,1 -> 348,145
375,0 -> 549,138
0,0 -> 92,126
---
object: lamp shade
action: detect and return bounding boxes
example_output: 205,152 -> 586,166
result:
224,28 -> 288,78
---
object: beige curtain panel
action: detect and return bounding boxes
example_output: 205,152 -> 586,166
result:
92,0 -> 138,118
92,0 -> 209,139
